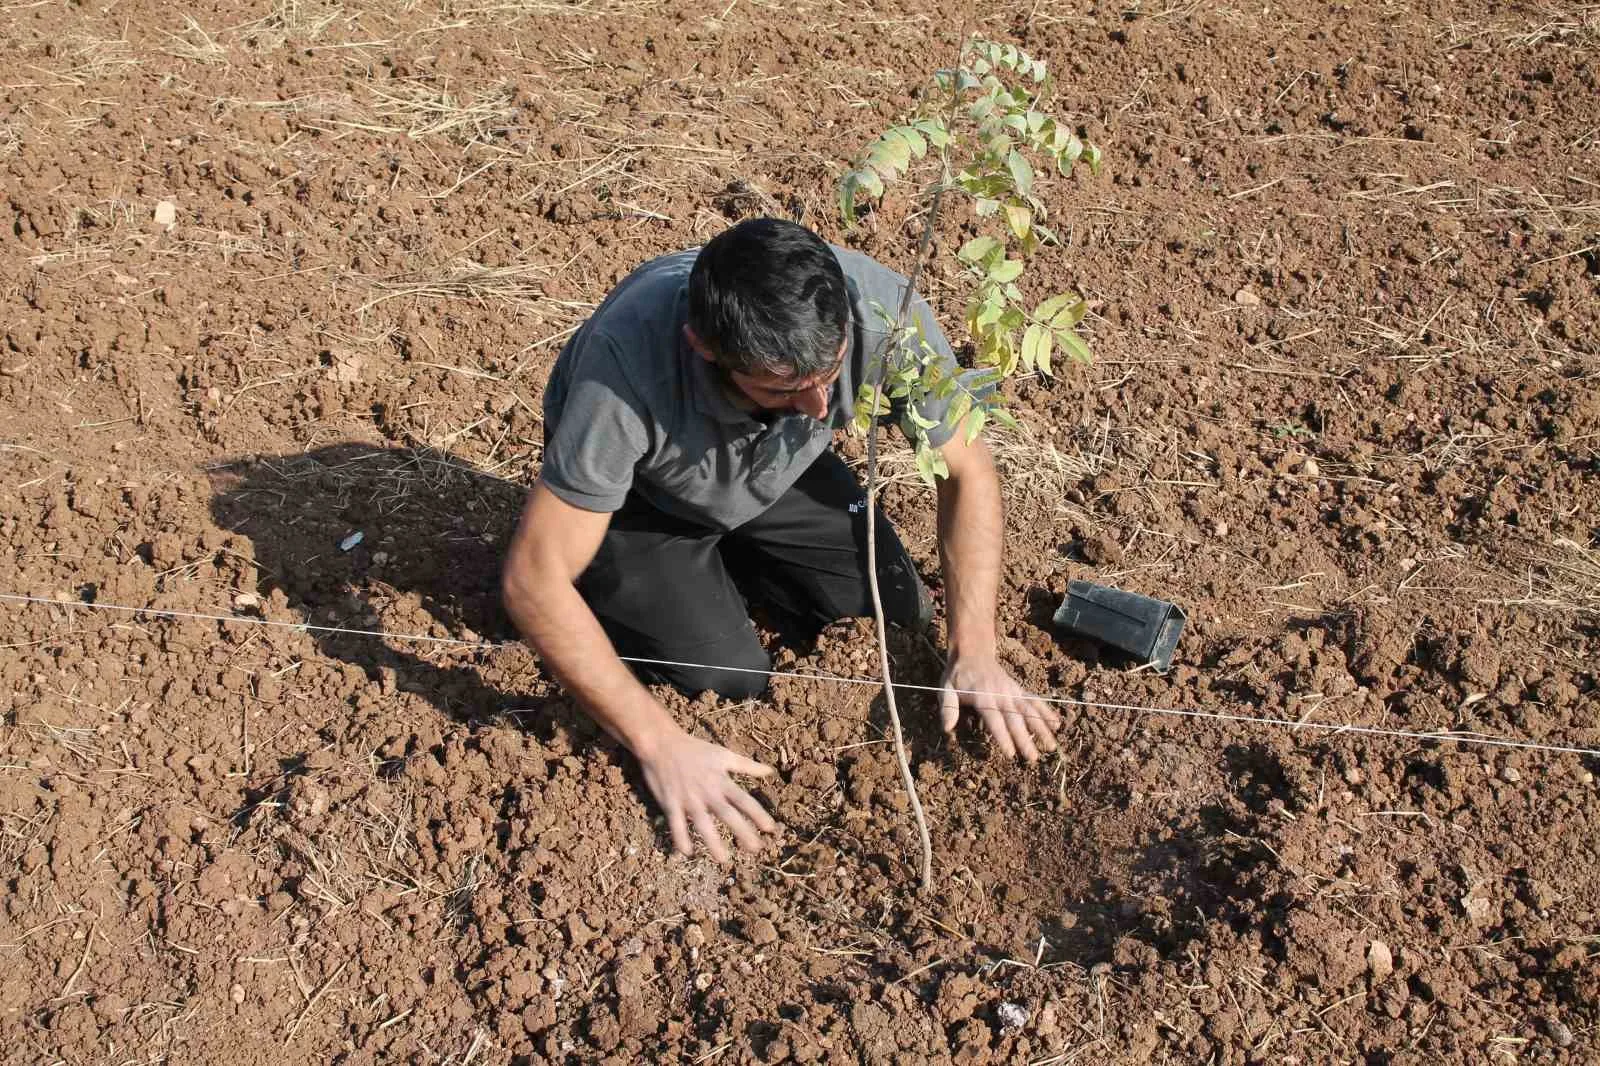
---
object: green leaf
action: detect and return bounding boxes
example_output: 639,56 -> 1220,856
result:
838,172 -> 858,226
1003,112 -> 1027,135
1051,298 -> 1087,328
1056,326 -> 1092,362
908,408 -> 940,430
1034,292 -> 1076,322
990,405 -> 1020,430
856,167 -> 883,199
975,196 -> 1001,218
958,235 -> 1001,264
889,126 -> 927,159
1004,203 -> 1031,240
914,444 -> 947,487
989,258 -> 1023,284
1030,57 -> 1047,82
1006,149 -> 1034,196
868,134 -> 911,178
948,389 -> 972,428
1037,330 -> 1054,376
1020,323 -> 1043,372
1084,142 -> 1104,175
911,118 -> 951,148
963,406 -> 987,445
1061,133 -> 1085,166
1026,110 -> 1046,135
999,304 -> 1024,330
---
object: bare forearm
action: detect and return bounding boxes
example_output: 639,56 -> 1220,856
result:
935,446 -> 1004,657
502,571 -> 681,758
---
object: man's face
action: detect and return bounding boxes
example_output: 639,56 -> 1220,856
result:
686,326 -> 846,422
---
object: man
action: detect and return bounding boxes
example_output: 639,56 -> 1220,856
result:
502,218 -> 1058,862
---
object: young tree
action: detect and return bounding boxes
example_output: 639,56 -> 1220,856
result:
838,37 -> 1101,888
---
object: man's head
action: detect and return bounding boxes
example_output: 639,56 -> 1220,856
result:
686,218 -> 850,420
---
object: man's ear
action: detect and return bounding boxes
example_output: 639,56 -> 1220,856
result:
683,324 -> 717,363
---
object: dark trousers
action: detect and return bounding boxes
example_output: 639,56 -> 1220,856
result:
577,450 -> 931,699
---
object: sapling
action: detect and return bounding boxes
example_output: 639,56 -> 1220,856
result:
838,36 -> 1101,888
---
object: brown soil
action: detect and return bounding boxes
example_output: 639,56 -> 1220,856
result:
3,1 -> 1599,1063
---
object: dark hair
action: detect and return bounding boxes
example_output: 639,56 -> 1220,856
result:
687,218 -> 849,377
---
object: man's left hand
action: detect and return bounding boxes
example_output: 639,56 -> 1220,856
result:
938,653 -> 1060,762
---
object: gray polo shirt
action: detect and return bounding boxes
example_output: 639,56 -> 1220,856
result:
540,244 -> 961,531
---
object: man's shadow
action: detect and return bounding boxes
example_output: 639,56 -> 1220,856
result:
207,442 -> 577,738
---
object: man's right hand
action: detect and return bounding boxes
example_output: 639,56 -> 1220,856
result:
637,727 -> 778,862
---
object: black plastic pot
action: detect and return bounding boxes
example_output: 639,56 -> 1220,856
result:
1052,580 -> 1186,672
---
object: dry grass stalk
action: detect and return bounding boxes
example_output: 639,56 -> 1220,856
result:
353,260 -> 549,313
161,14 -> 230,64
236,0 -> 353,50
866,419 -> 1110,513
1504,537 -> 1600,615
360,80 -> 518,143
28,32 -> 137,88
445,0 -> 656,19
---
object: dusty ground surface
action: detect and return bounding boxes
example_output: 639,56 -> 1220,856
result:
3,0 -> 1599,1063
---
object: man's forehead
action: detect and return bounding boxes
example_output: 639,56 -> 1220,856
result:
736,346 -> 848,392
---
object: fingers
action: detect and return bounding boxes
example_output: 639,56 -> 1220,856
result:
730,753 -> 776,778
940,684 -> 961,733
666,805 -> 694,858
725,784 -> 779,837
1002,696 -> 1042,763
974,699 -> 1017,759
1022,694 -> 1059,754
710,796 -> 765,854
948,668 -> 1061,763
691,806 -> 730,864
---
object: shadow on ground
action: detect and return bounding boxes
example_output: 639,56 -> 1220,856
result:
207,441 -> 545,729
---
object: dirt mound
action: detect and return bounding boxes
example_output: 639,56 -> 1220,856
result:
3,0 -> 1598,1063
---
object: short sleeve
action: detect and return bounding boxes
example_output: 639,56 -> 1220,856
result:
539,340 -> 652,512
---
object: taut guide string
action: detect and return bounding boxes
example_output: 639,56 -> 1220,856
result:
3,591 -> 1598,760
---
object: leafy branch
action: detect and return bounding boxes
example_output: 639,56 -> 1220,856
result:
837,37 -> 1102,890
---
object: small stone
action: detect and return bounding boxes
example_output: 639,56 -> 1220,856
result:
230,983 -> 246,1005
1210,519 -> 1229,538
996,1002 -> 1029,1032
1546,1018 -> 1574,1048
1463,895 -> 1493,923
1301,457 -> 1320,477
153,200 -> 177,227
1367,940 -> 1393,982
1233,287 -> 1261,307
694,972 -> 714,992
1501,765 -> 1521,783
233,592 -> 259,610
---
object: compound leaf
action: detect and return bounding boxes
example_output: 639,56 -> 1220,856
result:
1006,148 -> 1034,196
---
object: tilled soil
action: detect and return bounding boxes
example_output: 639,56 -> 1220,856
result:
3,1 -> 1598,1063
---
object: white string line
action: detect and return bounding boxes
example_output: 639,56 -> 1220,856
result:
4,592 -> 1599,759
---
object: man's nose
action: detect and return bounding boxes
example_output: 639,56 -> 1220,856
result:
797,384 -> 828,420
